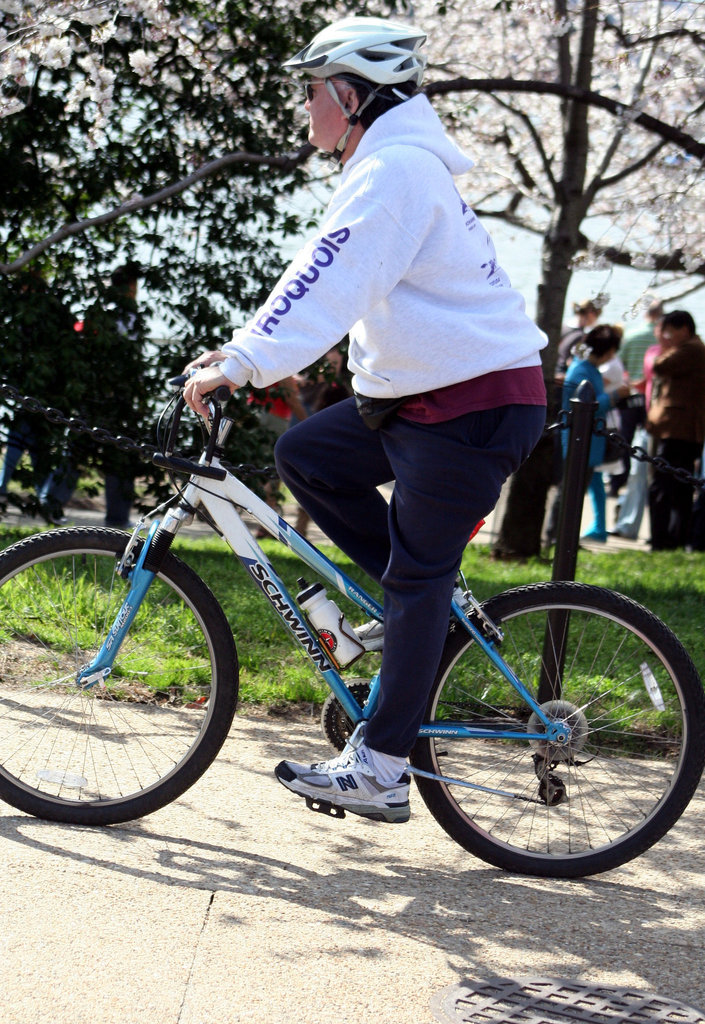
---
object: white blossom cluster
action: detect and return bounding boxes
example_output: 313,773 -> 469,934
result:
414,0 -> 705,284
1,0 -> 705,286
0,1 -> 226,138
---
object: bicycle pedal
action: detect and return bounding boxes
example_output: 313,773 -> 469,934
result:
304,795 -> 346,819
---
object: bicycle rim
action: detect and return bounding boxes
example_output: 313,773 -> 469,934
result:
0,528 -> 238,824
412,582 -> 705,877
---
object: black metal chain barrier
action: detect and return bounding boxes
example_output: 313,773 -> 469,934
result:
0,381 -> 279,482
592,416 -> 705,491
548,377 -> 705,587
3,379 -> 701,492
548,406 -> 705,492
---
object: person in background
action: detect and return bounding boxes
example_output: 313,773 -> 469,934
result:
292,345 -> 352,537
646,310 -> 705,550
598,324 -> 628,498
621,298 -> 664,383
39,262 -> 149,527
555,299 -> 603,382
609,316 -> 667,540
544,298 -> 604,546
561,325 -> 630,542
0,271 -> 76,515
541,299 -> 602,548
608,297 -> 664,495
248,376 -> 309,538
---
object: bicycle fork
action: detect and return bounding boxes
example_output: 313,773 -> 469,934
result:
75,519 -> 167,689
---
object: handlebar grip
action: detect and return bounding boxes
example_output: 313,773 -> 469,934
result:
166,375 -> 230,404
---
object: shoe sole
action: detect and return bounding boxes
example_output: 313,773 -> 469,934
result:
274,761 -> 410,823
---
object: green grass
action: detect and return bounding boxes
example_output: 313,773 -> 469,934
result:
1,523 -> 704,706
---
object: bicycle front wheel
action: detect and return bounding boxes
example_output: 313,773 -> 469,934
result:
0,528 -> 239,825
412,582 -> 705,878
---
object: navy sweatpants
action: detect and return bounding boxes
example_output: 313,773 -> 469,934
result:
275,396 -> 545,756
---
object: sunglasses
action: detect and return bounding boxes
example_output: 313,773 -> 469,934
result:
304,79 -> 344,101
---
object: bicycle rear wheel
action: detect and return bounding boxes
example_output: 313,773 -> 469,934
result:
412,581 -> 705,877
0,528 -> 239,825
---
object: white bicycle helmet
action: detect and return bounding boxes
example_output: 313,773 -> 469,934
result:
284,16 -> 427,87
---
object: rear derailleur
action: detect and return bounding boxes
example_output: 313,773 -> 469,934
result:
532,754 -> 567,806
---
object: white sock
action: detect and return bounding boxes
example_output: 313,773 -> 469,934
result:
365,745 -> 408,787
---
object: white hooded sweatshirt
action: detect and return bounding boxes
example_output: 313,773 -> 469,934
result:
221,94 -> 546,399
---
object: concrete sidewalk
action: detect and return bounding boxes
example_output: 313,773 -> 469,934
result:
0,481 -> 693,1023
1,705 -> 704,1024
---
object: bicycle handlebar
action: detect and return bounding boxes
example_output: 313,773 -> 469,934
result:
154,369 -> 232,478
167,372 -> 232,406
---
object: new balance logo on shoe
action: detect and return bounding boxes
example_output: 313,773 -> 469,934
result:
336,773 -> 359,792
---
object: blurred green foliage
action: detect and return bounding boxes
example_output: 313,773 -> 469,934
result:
0,0 -> 352,508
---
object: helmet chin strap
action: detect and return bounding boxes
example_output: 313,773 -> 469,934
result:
324,78 -> 375,164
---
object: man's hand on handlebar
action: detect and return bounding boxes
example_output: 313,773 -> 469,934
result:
182,351 -> 236,419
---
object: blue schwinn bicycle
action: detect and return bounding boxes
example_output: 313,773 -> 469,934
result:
0,379 -> 702,878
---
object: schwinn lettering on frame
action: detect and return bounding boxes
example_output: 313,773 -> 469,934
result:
247,562 -> 334,671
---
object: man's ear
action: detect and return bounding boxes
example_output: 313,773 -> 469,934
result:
342,86 -> 359,116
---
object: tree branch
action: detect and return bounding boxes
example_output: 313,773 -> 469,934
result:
424,78 -> 705,161
4,75 -> 705,275
489,94 -> 558,195
597,138 -> 668,190
587,240 -> 705,277
0,144 -> 315,274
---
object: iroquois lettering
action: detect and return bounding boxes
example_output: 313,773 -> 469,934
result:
255,228 -> 351,336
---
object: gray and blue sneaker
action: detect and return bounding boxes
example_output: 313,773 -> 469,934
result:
275,745 -> 410,823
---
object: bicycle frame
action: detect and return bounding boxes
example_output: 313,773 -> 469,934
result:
77,448 -> 566,756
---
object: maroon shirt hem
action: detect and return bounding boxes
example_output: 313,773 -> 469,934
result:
398,365 -> 546,423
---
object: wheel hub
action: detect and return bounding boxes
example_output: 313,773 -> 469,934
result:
528,699 -> 589,762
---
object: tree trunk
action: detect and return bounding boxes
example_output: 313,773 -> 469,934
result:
491,1 -> 599,559
491,231 -> 575,559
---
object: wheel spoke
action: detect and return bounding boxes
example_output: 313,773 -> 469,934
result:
0,529 -> 238,824
413,582 -> 705,877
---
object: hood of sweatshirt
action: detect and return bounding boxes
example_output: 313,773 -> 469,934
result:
342,93 -> 474,180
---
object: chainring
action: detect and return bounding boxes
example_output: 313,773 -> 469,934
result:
320,681 -> 371,751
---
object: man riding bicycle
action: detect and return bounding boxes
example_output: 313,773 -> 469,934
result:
184,16 -> 547,824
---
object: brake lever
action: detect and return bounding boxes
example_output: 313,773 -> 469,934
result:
170,364 -> 231,407
164,368 -> 232,464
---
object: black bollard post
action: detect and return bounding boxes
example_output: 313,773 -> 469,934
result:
539,380 -> 597,703
552,379 -> 597,582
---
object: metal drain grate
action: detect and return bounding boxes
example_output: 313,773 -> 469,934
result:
431,976 -> 705,1024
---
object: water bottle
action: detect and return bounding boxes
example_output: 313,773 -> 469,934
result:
296,579 -> 366,667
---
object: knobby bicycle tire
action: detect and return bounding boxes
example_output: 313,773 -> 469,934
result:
411,581 -> 705,878
0,528 -> 239,825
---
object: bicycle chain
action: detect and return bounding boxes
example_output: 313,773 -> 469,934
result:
0,381 -> 279,481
